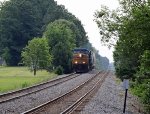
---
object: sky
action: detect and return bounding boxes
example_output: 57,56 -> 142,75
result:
0,0 -> 119,62
55,0 -> 119,63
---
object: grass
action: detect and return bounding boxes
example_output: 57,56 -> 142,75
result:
0,66 -> 57,93
113,75 -> 121,85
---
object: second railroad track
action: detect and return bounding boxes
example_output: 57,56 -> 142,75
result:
22,71 -> 109,114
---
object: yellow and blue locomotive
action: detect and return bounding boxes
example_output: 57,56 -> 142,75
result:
72,48 -> 95,73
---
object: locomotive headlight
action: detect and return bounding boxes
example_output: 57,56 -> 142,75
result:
79,54 -> 82,57
83,61 -> 86,64
75,61 -> 78,64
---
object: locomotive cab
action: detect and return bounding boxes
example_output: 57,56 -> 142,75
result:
72,48 -> 93,73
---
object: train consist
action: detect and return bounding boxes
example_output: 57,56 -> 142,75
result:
72,48 -> 95,73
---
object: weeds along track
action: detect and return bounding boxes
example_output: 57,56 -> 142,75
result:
21,71 -> 108,114
0,73 -> 79,103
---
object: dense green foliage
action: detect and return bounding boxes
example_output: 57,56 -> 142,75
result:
44,20 -> 76,73
0,0 -> 109,74
55,65 -> 64,75
0,0 -> 87,66
0,0 -> 44,65
132,50 -> 150,111
22,38 -> 52,75
94,0 -> 150,112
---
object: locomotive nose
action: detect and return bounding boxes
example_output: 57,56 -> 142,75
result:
82,61 -> 86,64
75,61 -> 78,64
79,53 -> 82,57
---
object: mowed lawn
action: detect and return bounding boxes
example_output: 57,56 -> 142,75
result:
0,66 -> 56,93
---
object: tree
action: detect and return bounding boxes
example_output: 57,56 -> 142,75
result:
0,0 -> 42,65
44,19 -> 76,73
21,38 -> 52,75
94,0 -> 150,78
134,50 -> 150,111
0,0 -> 87,66
94,0 -> 150,112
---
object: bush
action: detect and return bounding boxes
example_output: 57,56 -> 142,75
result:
55,66 -> 64,75
21,82 -> 29,88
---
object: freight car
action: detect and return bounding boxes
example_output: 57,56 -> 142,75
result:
72,48 -> 95,73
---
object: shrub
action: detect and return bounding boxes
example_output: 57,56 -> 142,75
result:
55,66 -> 64,75
21,82 -> 29,88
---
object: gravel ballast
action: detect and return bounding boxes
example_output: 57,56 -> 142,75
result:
0,71 -> 98,114
80,72 -> 143,114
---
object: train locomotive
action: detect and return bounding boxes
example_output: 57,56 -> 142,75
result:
72,48 -> 95,73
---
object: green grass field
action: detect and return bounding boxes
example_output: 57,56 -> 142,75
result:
0,66 -> 56,93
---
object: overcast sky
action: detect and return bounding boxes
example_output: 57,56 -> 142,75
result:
0,0 -> 119,62
55,0 -> 119,62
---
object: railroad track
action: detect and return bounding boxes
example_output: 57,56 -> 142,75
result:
0,73 -> 80,104
64,71 -> 109,114
21,71 -> 109,114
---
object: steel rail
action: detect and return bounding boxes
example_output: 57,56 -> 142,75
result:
21,71 -> 103,114
0,73 -> 73,97
0,73 -> 81,104
60,71 -> 109,114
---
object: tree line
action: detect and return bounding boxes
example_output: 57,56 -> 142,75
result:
0,0 -> 109,74
0,0 -> 87,66
94,0 -> 150,112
